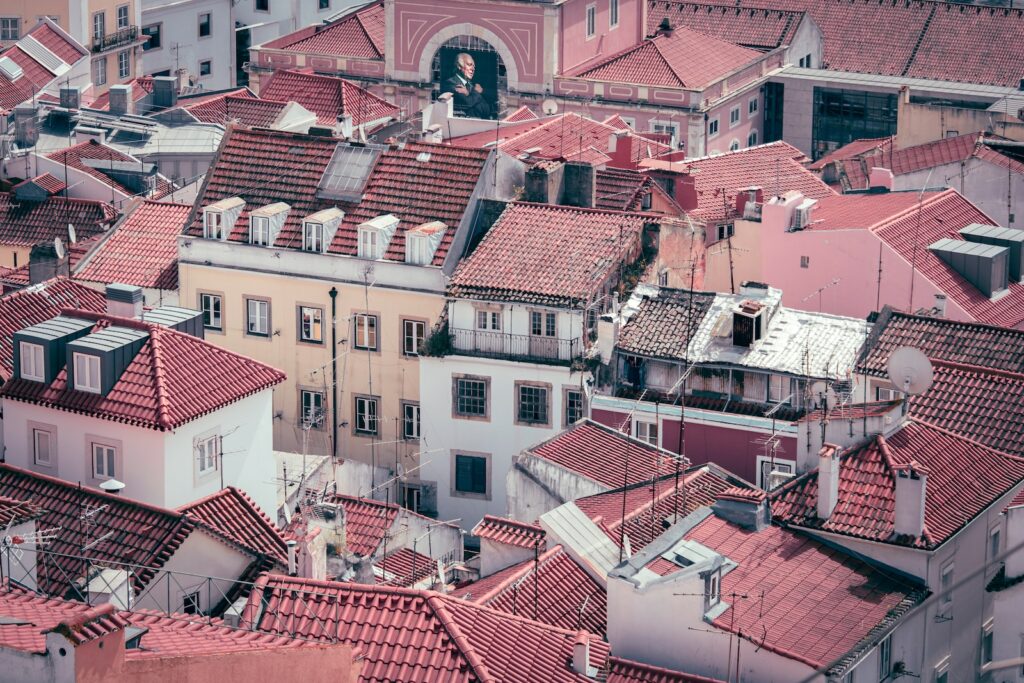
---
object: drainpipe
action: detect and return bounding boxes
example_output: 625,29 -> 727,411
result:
329,287 -> 339,462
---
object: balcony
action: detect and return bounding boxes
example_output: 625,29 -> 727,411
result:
449,327 -> 580,366
92,26 -> 139,53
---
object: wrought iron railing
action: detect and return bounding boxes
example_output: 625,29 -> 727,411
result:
449,327 -> 579,365
92,26 -> 138,53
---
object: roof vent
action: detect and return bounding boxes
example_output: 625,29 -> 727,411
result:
958,223 -> 1024,283
929,238 -> 1009,298
0,57 -> 23,81
732,300 -> 765,347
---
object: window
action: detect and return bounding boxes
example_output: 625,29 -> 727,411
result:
729,106 -> 740,127
729,139 -> 740,152
117,50 -> 129,79
203,211 -> 224,239
1,17 -> 20,41
516,383 -> 550,426
199,293 -> 222,331
609,0 -> 619,26
250,217 -> 270,245
198,12 -> 211,37
990,526 -> 1001,561
353,314 -> 378,351
303,222 -> 324,252
651,120 -> 679,140
196,434 -> 219,475
564,388 -> 584,426
705,570 -> 720,611
634,420 -> 658,446
403,319 -> 425,356
758,458 -> 795,490
454,453 -> 488,496
255,0 -> 270,10
768,375 -> 789,402
406,235 -> 430,265
454,377 -> 488,418
92,57 -> 107,86
716,223 -> 734,241
402,402 -> 420,440
299,306 -> 323,343
748,97 -> 759,115
877,635 -> 891,681
876,386 -> 900,401
940,562 -> 954,607
476,309 -> 501,331
92,12 -> 105,40
319,0 -> 330,8
586,4 -> 596,37
91,443 -> 116,479
246,298 -> 270,337
116,4 -> 129,29
142,23 -> 161,50
33,428 -> 52,466
19,342 -> 44,381
934,668 -> 948,683
800,255 -> 810,268
798,54 -> 812,68
354,396 -> 378,435
708,118 -> 719,138
358,227 -> 381,259
747,130 -> 758,147
982,624 -> 994,666
183,591 -> 200,615
73,353 -> 101,393
199,59 -> 211,77
530,311 -> 556,337
300,390 -> 325,429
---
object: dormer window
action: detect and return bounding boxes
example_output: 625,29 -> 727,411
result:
250,216 -> 271,246
359,227 -> 382,259
406,234 -> 430,265
72,352 -> 101,394
203,211 -> 224,240
304,222 -> 325,253
202,197 -> 245,240
19,341 -> 44,381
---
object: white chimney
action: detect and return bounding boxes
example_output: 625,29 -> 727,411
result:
287,539 -> 298,576
933,294 -> 947,317
105,283 -> 144,319
572,632 -> 595,678
893,461 -> 927,538
817,444 -> 841,520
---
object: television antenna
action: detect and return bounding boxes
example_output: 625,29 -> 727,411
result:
53,236 -> 65,260
886,347 -> 934,397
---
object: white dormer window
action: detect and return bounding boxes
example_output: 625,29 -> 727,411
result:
359,227 -> 382,259
250,216 -> 271,246
204,211 -> 224,239
19,341 -> 44,381
73,352 -> 101,394
304,222 -> 325,253
406,234 -> 430,265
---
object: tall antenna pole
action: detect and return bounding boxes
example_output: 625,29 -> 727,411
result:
907,169 -> 935,312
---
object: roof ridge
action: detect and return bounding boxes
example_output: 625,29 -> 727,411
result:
474,545 -> 565,603
908,417 -> 1024,462
929,358 -> 1024,381
423,594 -> 497,683
649,37 -> 689,88
865,187 -> 955,233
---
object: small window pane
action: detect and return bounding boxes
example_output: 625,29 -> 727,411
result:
354,314 -> 378,350
455,454 -> 487,495
517,385 -> 548,424
403,402 -> 420,440
456,379 -> 487,417
300,306 -> 323,342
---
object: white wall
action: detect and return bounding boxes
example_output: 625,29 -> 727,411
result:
419,354 -> 583,531
240,0 -> 348,49
479,537 -> 534,577
893,157 -> 1024,230
506,455 -> 607,522
141,0 -> 234,89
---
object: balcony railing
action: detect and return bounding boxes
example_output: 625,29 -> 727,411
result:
92,26 -> 139,53
450,327 -> 579,365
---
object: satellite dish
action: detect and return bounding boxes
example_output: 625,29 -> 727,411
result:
53,236 -> 65,260
541,99 -> 558,115
886,347 -> 934,396
67,223 -> 77,244
810,381 -> 837,410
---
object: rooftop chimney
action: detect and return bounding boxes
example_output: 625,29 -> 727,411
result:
13,105 -> 39,148
107,84 -> 132,117
151,76 -> 178,110
817,444 -> 841,520
287,539 -> 298,576
868,167 -> 894,192
893,461 -> 927,538
59,86 -> 81,111
933,293 -> 947,317
572,632 -> 596,678
105,283 -> 144,318
525,161 -> 564,204
711,487 -> 769,531
562,161 -> 596,208
675,172 -> 698,212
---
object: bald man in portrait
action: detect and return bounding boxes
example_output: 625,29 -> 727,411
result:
442,52 -> 492,119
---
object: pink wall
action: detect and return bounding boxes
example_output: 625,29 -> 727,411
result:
559,0 -> 645,74
705,91 -> 763,155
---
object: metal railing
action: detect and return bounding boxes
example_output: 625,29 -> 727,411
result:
92,26 -> 138,53
450,327 -> 579,365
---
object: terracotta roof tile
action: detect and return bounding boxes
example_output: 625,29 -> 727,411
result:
771,420 -> 1024,549
472,515 -> 545,550
1,310 -> 286,430
260,70 -> 399,127
25,21 -> 87,64
0,463 -> 194,595
503,105 -> 539,122
0,192 -> 115,247
573,27 -> 762,90
180,487 -> 288,565
607,657 -> 725,683
808,136 -> 895,171
265,3 -> 384,59
330,494 -> 399,557
646,3 -> 801,51
4,47 -> 54,89
0,278 -> 106,381
13,172 -> 68,196
74,200 -> 190,290
448,202 -> 648,307
376,547 -> 437,587
596,168 -> 653,211
616,288 -> 716,360
44,140 -> 140,195
0,495 -> 44,527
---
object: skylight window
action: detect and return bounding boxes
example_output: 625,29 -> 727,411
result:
317,144 -> 384,201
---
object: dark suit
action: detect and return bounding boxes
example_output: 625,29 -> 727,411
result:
442,74 -> 492,119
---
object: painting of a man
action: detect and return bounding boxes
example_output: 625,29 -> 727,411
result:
442,52 -> 492,119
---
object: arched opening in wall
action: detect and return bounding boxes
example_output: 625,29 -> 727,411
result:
432,35 -> 506,120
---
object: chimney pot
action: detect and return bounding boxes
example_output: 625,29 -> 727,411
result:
933,294 -> 947,317
287,539 -> 298,576
817,444 -> 841,521
893,461 -> 927,538
572,632 -> 593,677
105,283 -> 144,319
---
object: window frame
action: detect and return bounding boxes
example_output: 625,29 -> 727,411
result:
297,305 -> 324,344
92,11 -> 105,41
877,634 -> 891,682
940,561 -> 954,608
0,17 -> 20,42
406,234 -> 430,265
31,424 -> 56,469
529,310 -> 557,338
302,221 -> 324,252
183,591 -> 201,615
353,313 -> 379,351
245,297 -> 271,338
729,105 -> 741,128
357,227 -> 381,259
453,375 -> 490,421
141,23 -> 161,51
475,308 -> 501,331
633,418 -> 659,447
195,433 -> 220,477
402,401 -> 420,440
199,59 -> 212,77
990,525 -> 1002,561
353,395 -> 379,436
747,129 -> 758,147
514,381 -> 552,428
19,341 -> 45,381
116,4 -> 129,30
117,49 -> 130,79
563,386 -> 585,427
585,4 -> 596,38
250,216 -> 271,245
300,389 -> 326,430
319,0 -> 330,8
73,352 -> 101,394
708,117 -> 719,138
198,11 -> 212,38
402,318 -> 426,356
255,0 -> 270,11
748,96 -> 759,115
800,255 -> 810,268
89,439 -> 120,481
452,451 -> 490,499
609,0 -> 619,27
198,292 -> 223,332
981,620 -> 994,667
92,56 -> 107,86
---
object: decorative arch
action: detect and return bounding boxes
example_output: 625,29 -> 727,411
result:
416,23 -> 522,91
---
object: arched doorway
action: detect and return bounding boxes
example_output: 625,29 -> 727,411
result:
432,35 -> 507,119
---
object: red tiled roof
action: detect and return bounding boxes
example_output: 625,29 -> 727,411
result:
0,235 -> 100,292
74,200 -> 190,290
596,167 -> 653,211
771,420 -> 1024,549
376,547 -> 437,587
180,487 -> 288,566
330,494 -> 399,557
44,140 -> 139,195
576,468 -> 736,552
0,495 -> 44,527
0,192 -> 115,247
607,657 -> 725,683
4,47 -> 54,89
685,514 -> 926,670
573,27 -> 762,90
503,105 -> 538,122
260,70 -> 399,127
472,515 -> 545,549
0,278 -> 106,381
448,202 -> 648,307
528,420 -> 684,490
13,172 -> 67,196
799,400 -> 901,424
188,94 -> 286,127
185,128 -> 489,267
88,76 -> 153,110
808,136 -> 895,171
453,545 -> 607,636
616,288 -> 717,360
264,2 -> 385,60
1,310 -> 286,430
25,20 -> 88,64
647,3 -> 802,51
245,573 -> 610,682
0,463 -> 194,595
